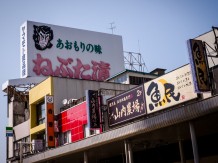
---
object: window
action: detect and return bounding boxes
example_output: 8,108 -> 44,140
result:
114,74 -> 127,83
83,124 -> 100,138
36,101 -> 45,125
90,129 -> 100,135
63,131 -> 71,144
129,76 -> 147,85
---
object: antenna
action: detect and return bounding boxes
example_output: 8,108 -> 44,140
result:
109,22 -> 116,34
138,40 -> 141,53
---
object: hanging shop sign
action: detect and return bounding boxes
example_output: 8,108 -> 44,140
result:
20,21 -> 125,80
6,127 -> 13,137
86,90 -> 100,129
107,85 -> 146,126
45,95 -> 55,148
188,39 -> 210,92
144,64 -> 198,114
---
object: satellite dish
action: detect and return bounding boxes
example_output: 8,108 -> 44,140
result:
62,99 -> 68,105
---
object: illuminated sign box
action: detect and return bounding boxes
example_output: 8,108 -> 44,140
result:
20,21 -> 125,80
144,64 -> 198,114
107,85 -> 146,126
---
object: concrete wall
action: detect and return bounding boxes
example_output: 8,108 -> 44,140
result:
8,101 -> 29,159
53,77 -> 136,114
13,120 -> 30,140
8,102 -> 13,158
13,101 -> 25,126
29,77 -> 53,141
29,77 -> 53,130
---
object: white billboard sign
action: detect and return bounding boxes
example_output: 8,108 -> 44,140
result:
20,21 -> 125,80
144,64 -> 198,114
195,29 -> 218,68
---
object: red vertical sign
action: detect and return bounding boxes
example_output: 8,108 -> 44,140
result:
46,95 -> 55,148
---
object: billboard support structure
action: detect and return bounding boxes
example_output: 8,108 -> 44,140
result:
203,26 -> 218,60
212,26 -> 218,56
124,51 -> 148,72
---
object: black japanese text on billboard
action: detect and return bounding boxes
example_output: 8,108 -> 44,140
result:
144,64 -> 198,114
188,39 -> 210,92
107,85 -> 146,126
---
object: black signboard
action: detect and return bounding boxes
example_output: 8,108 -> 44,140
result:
87,90 -> 100,128
188,39 -> 210,92
107,85 -> 146,126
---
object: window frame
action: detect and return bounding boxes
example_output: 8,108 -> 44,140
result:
36,101 -> 45,125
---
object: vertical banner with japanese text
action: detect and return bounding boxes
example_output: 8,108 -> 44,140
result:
188,39 -> 210,92
45,95 -> 55,148
20,22 -> 27,78
107,85 -> 146,126
86,90 -> 100,129
144,64 -> 198,114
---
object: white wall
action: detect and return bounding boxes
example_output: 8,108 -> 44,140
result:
8,102 -> 13,158
13,120 -> 30,140
196,30 -> 218,68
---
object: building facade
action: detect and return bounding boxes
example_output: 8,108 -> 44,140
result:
3,21 -> 218,163
19,65 -> 218,163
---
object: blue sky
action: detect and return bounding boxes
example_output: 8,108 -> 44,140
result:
0,0 -> 218,162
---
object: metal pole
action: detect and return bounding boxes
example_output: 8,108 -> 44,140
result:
178,140 -> 186,163
127,141 -> 134,163
124,140 -> 129,163
20,142 -> 23,163
84,151 -> 88,163
6,137 -> 8,163
189,122 -> 199,163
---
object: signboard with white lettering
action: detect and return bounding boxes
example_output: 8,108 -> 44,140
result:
20,21 -> 125,80
86,90 -> 100,129
107,85 -> 146,126
144,64 -> 198,114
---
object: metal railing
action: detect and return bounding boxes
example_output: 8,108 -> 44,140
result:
13,142 -> 47,163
